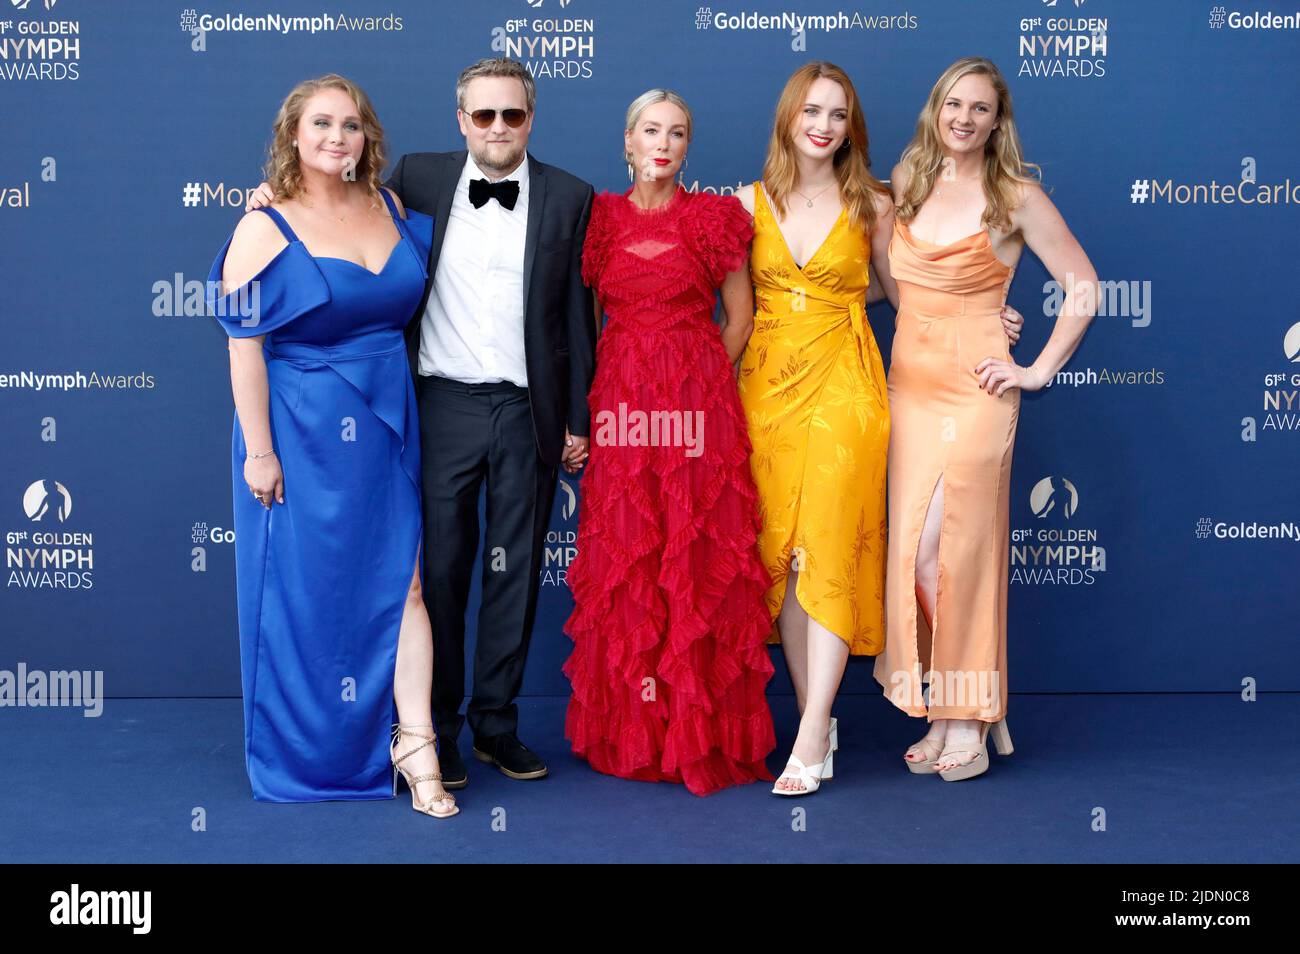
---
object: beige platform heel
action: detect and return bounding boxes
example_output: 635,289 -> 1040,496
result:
903,734 -> 946,774
936,719 -> 1013,782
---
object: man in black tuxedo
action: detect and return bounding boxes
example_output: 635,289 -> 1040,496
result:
382,58 -> 595,786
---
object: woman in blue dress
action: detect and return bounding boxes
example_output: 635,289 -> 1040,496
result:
206,75 -> 456,817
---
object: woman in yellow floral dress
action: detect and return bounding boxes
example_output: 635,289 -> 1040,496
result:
736,62 -> 896,795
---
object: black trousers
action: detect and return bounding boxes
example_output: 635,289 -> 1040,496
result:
416,373 -> 558,743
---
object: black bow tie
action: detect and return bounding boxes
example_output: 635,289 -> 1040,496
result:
469,177 -> 520,210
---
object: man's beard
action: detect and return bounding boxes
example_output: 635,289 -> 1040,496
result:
471,141 -> 526,176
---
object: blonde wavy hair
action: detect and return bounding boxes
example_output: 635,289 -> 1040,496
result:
263,73 -> 387,204
895,57 -> 1040,231
761,61 -> 890,235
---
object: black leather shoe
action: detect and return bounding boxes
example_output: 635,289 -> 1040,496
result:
472,733 -> 548,780
437,737 -> 468,790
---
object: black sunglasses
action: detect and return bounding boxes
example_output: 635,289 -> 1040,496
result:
469,108 -> 528,129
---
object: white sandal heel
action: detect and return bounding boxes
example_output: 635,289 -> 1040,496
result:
771,750 -> 832,796
823,717 -> 838,779
772,718 -> 836,795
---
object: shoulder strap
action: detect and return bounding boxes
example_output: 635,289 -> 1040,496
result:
256,206 -> 299,244
378,187 -> 401,221
754,181 -> 773,221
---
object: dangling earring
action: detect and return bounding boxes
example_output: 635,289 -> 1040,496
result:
678,156 -> 688,186
292,139 -> 299,148
840,137 -> 851,150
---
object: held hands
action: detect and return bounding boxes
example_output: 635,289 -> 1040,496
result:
245,182 -> 276,212
244,452 -> 284,509
973,358 -> 1049,398
1001,304 -> 1024,346
562,427 -> 589,475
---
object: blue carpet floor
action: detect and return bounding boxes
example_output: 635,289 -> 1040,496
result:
2,693 -> 1294,863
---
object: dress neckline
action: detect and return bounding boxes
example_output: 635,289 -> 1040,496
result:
261,189 -> 408,277
622,183 -> 686,216
757,181 -> 846,272
897,219 -> 989,250
895,219 -> 1015,273
313,241 -> 404,277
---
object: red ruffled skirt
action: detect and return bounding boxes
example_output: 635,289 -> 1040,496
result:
563,323 -> 776,796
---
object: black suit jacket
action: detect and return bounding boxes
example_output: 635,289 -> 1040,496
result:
385,150 -> 597,468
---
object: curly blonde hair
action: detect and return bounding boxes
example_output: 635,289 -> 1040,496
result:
263,73 -> 387,204
895,57 -> 1040,231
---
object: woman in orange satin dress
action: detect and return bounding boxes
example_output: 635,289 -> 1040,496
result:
873,57 -> 1097,780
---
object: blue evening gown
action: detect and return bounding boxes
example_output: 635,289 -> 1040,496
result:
206,188 -> 431,801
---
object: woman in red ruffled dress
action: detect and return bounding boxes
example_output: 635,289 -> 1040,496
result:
562,89 -> 777,796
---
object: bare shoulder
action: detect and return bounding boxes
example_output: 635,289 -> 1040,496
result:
889,161 -> 910,193
734,182 -> 755,216
1011,177 -> 1061,230
1017,177 -> 1049,206
228,208 -> 286,258
870,188 -> 895,221
223,209 -> 289,291
381,185 -> 407,219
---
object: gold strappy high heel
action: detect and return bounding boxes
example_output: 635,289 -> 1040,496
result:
390,723 -> 459,818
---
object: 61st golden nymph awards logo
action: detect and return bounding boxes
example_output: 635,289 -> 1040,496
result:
8,479 -> 94,589
0,0 -> 80,82
1011,475 -> 1106,586
1240,322 -> 1300,441
1017,0 -> 1107,79
492,0 -> 594,79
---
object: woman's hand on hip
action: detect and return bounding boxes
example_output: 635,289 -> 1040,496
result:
973,358 -> 1049,397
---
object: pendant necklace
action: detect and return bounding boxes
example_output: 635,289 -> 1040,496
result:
791,182 -> 834,208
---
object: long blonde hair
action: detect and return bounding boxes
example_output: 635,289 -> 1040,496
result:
895,57 -> 1040,231
760,61 -> 890,235
263,73 -> 387,203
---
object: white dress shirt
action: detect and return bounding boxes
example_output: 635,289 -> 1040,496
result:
417,151 -> 530,386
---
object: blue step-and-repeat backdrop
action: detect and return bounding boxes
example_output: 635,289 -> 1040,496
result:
4,1 -> 1297,698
